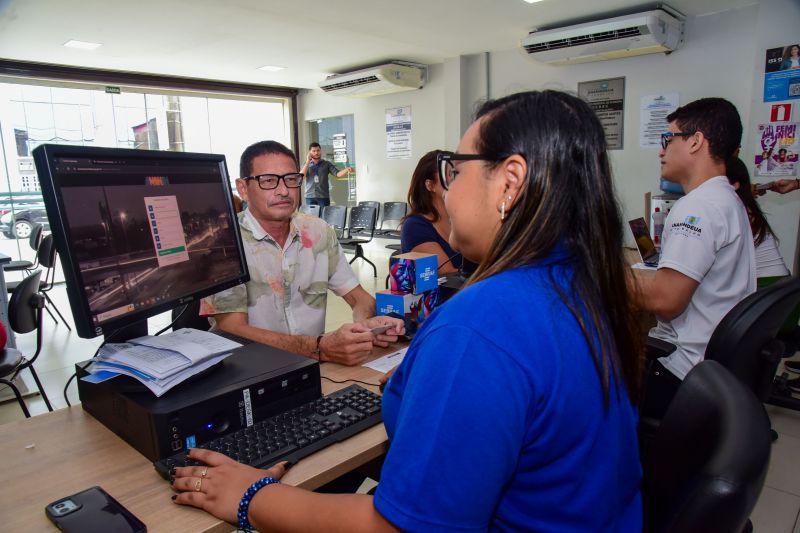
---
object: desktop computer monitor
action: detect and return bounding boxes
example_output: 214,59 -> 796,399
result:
32,144 -> 249,339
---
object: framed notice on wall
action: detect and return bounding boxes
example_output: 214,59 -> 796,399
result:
386,106 -> 412,160
578,77 -> 625,150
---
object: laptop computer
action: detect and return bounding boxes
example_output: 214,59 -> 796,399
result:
628,217 -> 660,267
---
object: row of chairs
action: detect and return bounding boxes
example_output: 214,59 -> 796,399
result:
0,223 -> 72,417
299,202 -> 408,278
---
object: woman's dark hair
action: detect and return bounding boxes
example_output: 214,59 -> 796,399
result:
407,149 -> 444,222
727,157 -> 775,246
469,90 -> 643,404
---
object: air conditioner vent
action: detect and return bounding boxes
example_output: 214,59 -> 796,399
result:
320,75 -> 380,92
524,25 -> 647,53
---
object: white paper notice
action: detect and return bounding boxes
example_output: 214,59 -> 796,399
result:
640,94 -> 679,149
386,106 -> 412,160
363,347 -> 408,373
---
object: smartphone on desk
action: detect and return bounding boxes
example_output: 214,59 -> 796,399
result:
45,486 -> 146,533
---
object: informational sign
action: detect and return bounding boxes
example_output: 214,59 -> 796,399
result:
763,43 -> 800,102
771,103 -> 792,122
386,106 -> 412,159
578,77 -> 625,150
332,133 -> 348,163
754,122 -> 798,178
639,93 -> 679,149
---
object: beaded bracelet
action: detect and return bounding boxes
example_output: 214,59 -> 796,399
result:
237,476 -> 280,532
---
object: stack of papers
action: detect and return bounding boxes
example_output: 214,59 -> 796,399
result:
82,328 -> 242,397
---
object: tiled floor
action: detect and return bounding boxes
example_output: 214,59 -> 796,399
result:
1,238 -> 799,531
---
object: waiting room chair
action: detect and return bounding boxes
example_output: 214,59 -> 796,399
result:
0,271 -> 54,418
6,234 -> 72,331
321,205 -> 347,239
375,201 -> 407,236
357,201 -> 381,234
641,360 -> 771,533
299,204 -> 321,217
2,222 -> 43,274
339,205 -> 378,277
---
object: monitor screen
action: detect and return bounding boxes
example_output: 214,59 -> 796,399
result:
32,145 -> 249,339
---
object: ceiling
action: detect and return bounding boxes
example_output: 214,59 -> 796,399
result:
0,0 -> 757,90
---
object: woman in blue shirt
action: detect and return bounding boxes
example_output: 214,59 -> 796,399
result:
401,149 -> 462,273
171,90 -> 645,532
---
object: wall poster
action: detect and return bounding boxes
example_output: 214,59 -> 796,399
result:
578,77 -> 625,150
386,106 -> 412,160
754,122 -> 798,178
763,42 -> 800,102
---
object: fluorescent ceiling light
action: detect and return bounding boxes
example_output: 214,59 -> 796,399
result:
63,40 -> 102,50
523,0 -> 546,3
258,65 -> 285,72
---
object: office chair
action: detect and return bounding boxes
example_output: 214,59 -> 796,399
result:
299,204 -> 321,217
705,276 -> 800,404
171,300 -> 211,332
641,360 -> 771,533
2,222 -> 43,274
0,271 -> 54,418
6,234 -> 72,331
339,205 -> 378,277
375,201 -> 407,236
642,276 -> 800,444
357,201 -> 381,235
321,205 -> 347,238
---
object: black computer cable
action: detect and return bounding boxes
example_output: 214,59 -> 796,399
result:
321,375 -> 381,388
62,304 -> 192,407
438,252 -> 461,270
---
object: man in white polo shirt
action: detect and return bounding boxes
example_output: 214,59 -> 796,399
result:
633,98 -> 756,418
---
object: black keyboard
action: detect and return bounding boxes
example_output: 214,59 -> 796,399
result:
154,384 -> 382,480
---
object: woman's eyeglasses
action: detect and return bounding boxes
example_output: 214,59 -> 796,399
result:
436,152 -> 496,190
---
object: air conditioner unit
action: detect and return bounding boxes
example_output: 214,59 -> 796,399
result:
521,8 -> 684,65
318,62 -> 426,97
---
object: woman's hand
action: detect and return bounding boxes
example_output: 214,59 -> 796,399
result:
171,448 -> 290,523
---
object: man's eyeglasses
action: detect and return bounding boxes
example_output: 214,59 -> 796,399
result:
660,132 -> 694,150
436,152 -> 496,190
243,173 -> 304,190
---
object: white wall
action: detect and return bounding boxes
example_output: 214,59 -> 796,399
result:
298,0 -> 799,270
299,63 -> 445,205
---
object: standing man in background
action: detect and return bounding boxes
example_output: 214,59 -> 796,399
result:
301,142 -> 353,207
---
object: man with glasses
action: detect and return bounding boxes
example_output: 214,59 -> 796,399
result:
201,140 -> 402,366
300,142 -> 353,208
632,97 -> 756,418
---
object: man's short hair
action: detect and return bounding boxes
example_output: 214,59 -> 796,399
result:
240,141 -> 298,178
666,98 -> 742,162
309,142 -> 321,150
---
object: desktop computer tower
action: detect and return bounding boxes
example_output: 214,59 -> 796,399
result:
76,340 -> 320,462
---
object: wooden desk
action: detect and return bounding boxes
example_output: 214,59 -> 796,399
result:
0,347 -> 397,533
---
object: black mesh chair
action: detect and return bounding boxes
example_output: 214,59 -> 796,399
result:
357,201 -> 381,235
0,271 -> 54,418
375,201 -> 407,236
7,234 -> 72,331
299,204 -> 320,217
339,205 -> 378,277
2,223 -> 43,274
321,205 -> 347,238
641,361 -> 771,533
